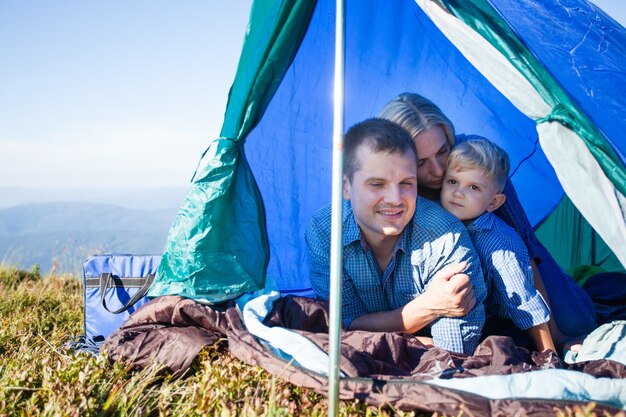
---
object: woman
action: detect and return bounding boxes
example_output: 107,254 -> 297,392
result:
378,92 -> 596,346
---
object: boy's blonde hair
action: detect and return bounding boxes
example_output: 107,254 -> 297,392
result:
447,139 -> 510,192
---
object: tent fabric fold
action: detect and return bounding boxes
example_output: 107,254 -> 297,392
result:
148,0 -> 317,302
417,0 -> 626,277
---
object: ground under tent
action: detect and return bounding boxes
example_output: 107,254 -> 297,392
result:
107,0 -> 626,414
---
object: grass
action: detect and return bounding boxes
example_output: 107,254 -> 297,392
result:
0,265 -> 614,417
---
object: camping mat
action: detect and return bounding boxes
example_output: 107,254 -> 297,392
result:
104,295 -> 626,416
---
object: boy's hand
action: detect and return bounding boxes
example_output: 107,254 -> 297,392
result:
422,261 -> 476,318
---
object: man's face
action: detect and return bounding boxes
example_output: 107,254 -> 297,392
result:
343,145 -> 418,247
413,126 -> 450,191
441,165 -> 501,225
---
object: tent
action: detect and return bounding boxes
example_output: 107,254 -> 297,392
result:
148,0 -> 626,302
127,0 -> 626,412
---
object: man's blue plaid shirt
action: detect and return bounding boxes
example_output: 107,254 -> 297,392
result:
306,197 -> 486,355
467,212 -> 550,330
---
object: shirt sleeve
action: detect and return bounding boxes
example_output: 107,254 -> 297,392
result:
427,229 -> 487,355
305,214 -> 367,328
305,215 -> 332,301
488,249 -> 550,330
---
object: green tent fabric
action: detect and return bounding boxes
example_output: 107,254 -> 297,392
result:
536,195 -> 625,275
147,0 -> 317,301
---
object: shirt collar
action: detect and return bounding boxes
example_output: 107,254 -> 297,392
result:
395,222 -> 412,254
467,211 -> 496,231
343,200 -> 362,246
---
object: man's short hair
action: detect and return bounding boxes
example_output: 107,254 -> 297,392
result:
344,118 -> 417,181
447,138 -> 510,191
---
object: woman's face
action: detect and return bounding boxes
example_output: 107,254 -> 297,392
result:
413,126 -> 451,191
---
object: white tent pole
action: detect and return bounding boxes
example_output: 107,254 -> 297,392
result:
328,0 -> 345,414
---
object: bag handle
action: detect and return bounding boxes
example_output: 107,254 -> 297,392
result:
99,273 -> 155,314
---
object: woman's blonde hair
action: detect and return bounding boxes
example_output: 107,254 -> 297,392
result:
378,93 -> 456,146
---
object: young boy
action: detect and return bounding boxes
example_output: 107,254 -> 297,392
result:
440,138 -> 555,352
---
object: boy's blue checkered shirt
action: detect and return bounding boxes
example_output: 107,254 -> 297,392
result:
467,212 -> 550,330
306,197 -> 486,355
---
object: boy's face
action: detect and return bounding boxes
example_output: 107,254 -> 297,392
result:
441,164 -> 503,225
344,144 -> 417,248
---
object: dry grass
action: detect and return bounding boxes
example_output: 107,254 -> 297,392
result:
0,265 -> 615,417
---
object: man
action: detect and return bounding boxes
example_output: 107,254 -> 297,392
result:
306,118 -> 486,354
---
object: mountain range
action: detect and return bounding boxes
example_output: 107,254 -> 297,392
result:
0,187 -> 189,275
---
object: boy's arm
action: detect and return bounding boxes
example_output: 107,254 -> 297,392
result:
531,261 -> 584,352
489,245 -> 550,332
531,260 -> 558,336
527,322 -> 555,352
428,231 -> 486,355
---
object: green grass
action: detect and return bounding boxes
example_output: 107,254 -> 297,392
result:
0,265 -> 610,416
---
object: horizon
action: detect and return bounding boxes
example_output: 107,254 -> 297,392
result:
0,185 -> 190,211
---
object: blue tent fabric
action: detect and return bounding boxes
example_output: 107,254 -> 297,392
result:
489,0 -> 626,166
245,0 -> 568,292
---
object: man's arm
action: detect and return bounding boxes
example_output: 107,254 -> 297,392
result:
307,210 -> 476,332
350,262 -> 476,332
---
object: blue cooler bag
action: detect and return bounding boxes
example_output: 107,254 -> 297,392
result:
83,254 -> 160,341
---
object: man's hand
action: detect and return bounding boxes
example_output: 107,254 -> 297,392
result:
352,262 -> 477,334
419,261 -> 476,318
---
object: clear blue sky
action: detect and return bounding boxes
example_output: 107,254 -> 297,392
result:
0,1 -> 252,189
0,1 -> 623,190
593,0 -> 626,26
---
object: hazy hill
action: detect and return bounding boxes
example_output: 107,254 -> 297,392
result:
0,186 -> 189,210
0,202 -> 179,275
